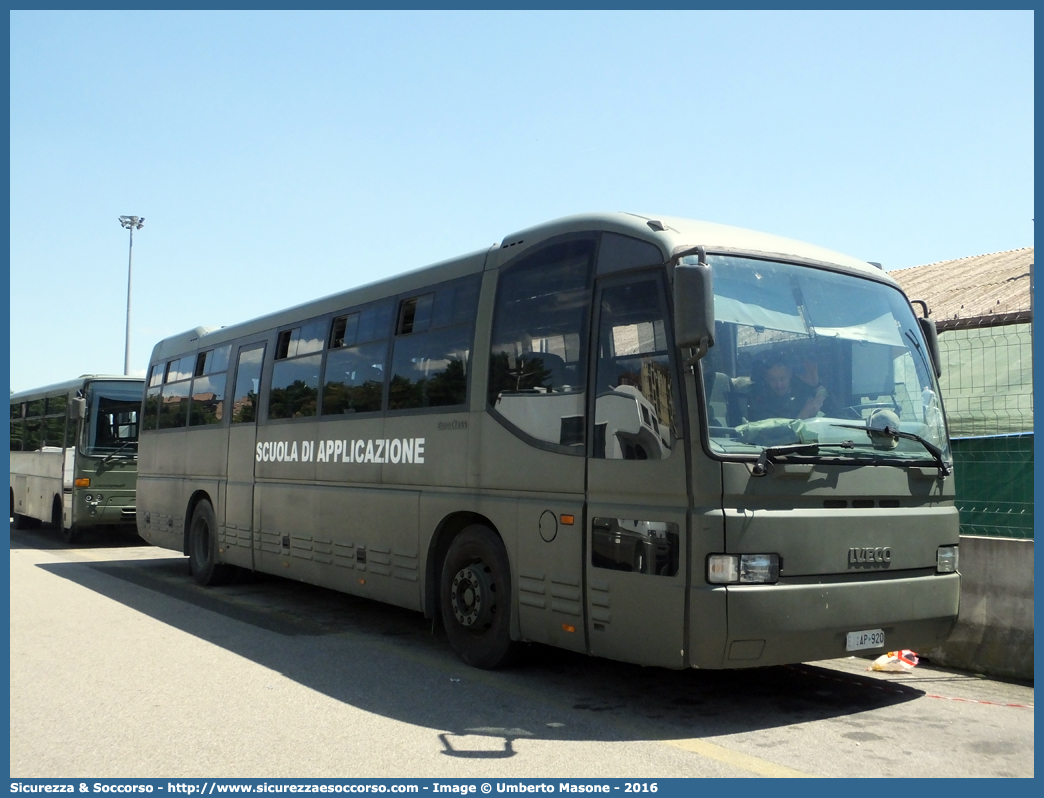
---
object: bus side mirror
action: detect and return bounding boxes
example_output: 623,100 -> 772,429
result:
674,261 -> 715,364
71,397 -> 87,420
918,317 -> 943,378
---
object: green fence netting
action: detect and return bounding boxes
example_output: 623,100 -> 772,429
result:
935,322 -> 1033,539
950,433 -> 1034,539
937,322 -> 1033,437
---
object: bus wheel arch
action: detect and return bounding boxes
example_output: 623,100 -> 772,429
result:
438,521 -> 519,669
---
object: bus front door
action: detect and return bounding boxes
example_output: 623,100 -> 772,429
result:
585,275 -> 688,668
223,342 -> 267,570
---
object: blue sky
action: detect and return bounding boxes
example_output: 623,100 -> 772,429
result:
9,10 -> 1033,393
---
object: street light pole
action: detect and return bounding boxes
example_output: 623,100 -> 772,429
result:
118,215 -> 145,376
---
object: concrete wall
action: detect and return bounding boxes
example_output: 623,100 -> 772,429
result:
925,535 -> 1034,682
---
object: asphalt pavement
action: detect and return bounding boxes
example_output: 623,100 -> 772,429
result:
9,523 -> 1034,778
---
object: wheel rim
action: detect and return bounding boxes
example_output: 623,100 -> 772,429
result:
450,561 -> 495,629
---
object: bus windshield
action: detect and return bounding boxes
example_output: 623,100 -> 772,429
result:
697,255 -> 951,467
83,380 -> 142,456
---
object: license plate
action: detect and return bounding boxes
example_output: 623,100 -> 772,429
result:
846,629 -> 885,651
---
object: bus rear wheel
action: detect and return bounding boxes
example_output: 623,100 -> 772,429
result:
188,499 -> 233,587
439,525 -> 518,669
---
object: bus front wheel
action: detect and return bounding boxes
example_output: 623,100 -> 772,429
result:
188,499 -> 232,587
439,525 -> 518,669
53,497 -> 78,544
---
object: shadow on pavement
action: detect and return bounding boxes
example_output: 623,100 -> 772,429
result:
9,520 -> 145,551
28,539 -> 925,754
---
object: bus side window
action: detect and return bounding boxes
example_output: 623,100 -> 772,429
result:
10,401 -> 23,452
269,319 -> 327,420
323,342 -> 387,415
231,345 -> 266,424
142,364 -> 162,433
189,344 -> 233,427
158,354 -> 195,430
487,239 -> 594,450
24,418 -> 42,452
592,279 -> 677,460
388,275 -> 480,411
321,302 -> 394,416
43,416 -> 65,449
41,395 -> 67,448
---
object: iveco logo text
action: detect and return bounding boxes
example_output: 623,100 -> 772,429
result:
849,546 -> 892,565
256,437 -> 425,465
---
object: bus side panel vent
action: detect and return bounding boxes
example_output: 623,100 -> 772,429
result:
290,535 -> 314,560
518,570 -> 547,609
392,551 -> 419,582
368,546 -> 391,576
333,541 -> 356,569
588,578 -> 610,623
313,537 -> 333,565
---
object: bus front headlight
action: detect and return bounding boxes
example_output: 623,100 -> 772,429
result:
937,545 -> 959,573
708,553 -> 780,584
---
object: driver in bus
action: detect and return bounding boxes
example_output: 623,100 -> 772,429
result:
747,356 -> 827,421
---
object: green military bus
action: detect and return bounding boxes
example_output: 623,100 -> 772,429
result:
10,375 -> 144,542
136,213 -> 959,669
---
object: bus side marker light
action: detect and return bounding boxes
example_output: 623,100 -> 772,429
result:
562,624 -> 575,633
74,478 -> 90,488
560,514 -> 574,525
359,578 -> 366,585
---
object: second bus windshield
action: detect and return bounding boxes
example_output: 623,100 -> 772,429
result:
84,381 -> 141,455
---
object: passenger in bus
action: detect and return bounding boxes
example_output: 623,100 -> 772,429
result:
747,357 -> 827,421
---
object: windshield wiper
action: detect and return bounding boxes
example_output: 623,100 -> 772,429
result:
752,442 -> 820,476
101,440 -> 137,465
831,423 -> 951,476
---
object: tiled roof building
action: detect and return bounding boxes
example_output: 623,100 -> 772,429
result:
890,247 -> 1033,330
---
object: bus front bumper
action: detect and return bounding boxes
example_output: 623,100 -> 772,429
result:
719,572 -> 960,668
74,492 -> 137,527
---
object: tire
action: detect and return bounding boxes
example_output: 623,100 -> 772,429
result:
53,497 -> 79,544
188,499 -> 233,586
439,524 -> 518,669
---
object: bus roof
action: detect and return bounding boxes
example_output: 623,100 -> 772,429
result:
148,212 -> 895,364
497,212 -> 887,280
10,375 -> 145,404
